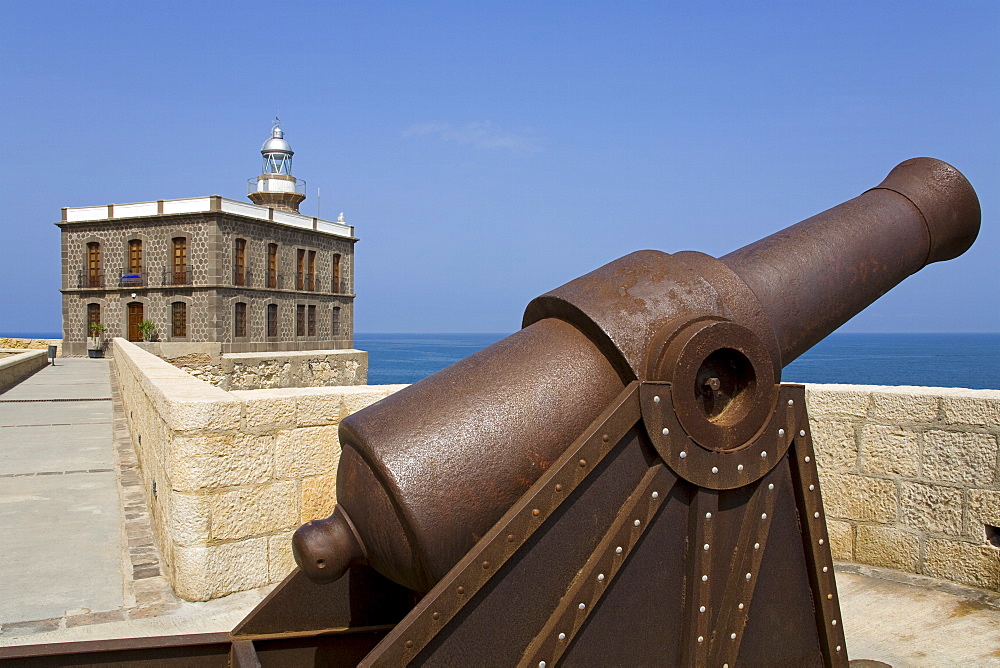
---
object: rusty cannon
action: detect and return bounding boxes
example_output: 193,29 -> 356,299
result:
0,158 -> 980,667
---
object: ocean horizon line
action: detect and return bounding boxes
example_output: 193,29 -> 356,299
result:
3,331 -> 1000,338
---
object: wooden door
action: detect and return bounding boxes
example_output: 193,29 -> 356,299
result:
127,302 -> 143,342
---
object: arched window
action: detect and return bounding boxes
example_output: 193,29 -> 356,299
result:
172,302 -> 187,337
124,239 -> 143,287
172,238 -> 188,285
332,253 -> 342,293
86,242 -> 102,288
267,303 -> 278,337
87,303 -> 101,336
332,306 -> 341,336
234,302 -> 247,337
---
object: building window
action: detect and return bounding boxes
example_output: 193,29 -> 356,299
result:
86,242 -> 102,288
172,238 -> 188,285
296,304 -> 305,336
307,305 -> 316,336
234,238 -> 247,286
296,249 -> 305,290
307,250 -> 316,291
332,306 -> 341,336
87,303 -> 101,336
172,302 -> 187,337
124,239 -> 143,287
332,253 -> 342,293
234,302 -> 247,337
267,303 -> 278,337
128,239 -> 143,273
267,243 -> 278,289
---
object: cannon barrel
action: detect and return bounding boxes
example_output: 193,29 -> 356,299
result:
293,157 -> 980,593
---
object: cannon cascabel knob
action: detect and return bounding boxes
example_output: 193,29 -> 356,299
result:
292,505 -> 366,583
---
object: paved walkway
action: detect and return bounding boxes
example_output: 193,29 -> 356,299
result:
0,358 -> 122,623
0,358 -> 180,634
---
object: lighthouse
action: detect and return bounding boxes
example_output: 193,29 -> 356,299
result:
248,119 -> 307,213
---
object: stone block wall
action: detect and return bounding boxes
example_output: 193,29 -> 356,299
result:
0,349 -> 49,392
807,384 -> 1000,591
112,337 -> 403,601
0,338 -> 61,356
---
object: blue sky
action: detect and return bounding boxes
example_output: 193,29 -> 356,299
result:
2,2 -> 997,334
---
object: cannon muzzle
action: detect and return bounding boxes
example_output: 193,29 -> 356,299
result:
293,157 -> 980,596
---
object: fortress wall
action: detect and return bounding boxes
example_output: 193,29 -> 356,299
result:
111,337 -> 403,601
109,339 -> 1000,600
807,384 -> 1000,591
0,349 -> 49,392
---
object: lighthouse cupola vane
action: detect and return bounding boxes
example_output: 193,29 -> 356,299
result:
247,118 -> 306,213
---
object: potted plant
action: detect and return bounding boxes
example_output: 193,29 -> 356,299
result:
138,319 -> 157,342
88,322 -> 106,358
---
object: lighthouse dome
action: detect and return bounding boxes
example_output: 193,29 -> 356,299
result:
262,126 -> 293,155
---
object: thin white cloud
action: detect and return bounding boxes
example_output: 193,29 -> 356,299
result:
403,121 -> 540,153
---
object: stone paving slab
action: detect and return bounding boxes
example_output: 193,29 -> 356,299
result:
0,472 -> 123,622
0,402 -> 111,426
837,565 -> 1000,665
0,424 -> 113,476
0,359 -> 111,400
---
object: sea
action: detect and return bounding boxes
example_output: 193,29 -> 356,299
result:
356,332 -> 1000,390
5,331 -> 998,390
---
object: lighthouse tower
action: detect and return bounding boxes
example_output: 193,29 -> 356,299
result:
247,119 -> 306,213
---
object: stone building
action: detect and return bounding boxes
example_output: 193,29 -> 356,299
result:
58,124 -> 357,357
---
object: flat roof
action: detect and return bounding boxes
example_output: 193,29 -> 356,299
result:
60,195 -> 354,239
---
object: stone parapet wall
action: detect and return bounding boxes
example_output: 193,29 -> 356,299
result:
807,384 -> 1000,591
111,337 -> 403,601
222,349 -> 367,390
151,345 -> 368,391
0,338 -> 61,356
0,349 -> 49,392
